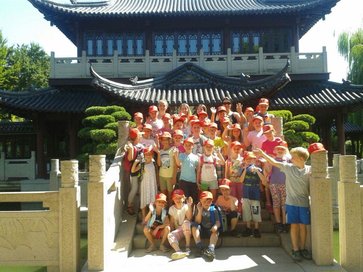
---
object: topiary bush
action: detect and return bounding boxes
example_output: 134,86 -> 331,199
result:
78,105 -> 132,164
269,110 -> 293,123
298,131 -> 320,144
292,114 -> 316,126
284,129 -> 304,147
284,120 -> 309,132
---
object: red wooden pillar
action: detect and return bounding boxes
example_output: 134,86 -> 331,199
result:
336,112 -> 346,155
36,119 -> 47,178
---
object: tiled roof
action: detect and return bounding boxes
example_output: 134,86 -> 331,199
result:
91,62 -> 291,106
270,80 -> 363,110
29,0 -> 337,17
0,88 -> 108,113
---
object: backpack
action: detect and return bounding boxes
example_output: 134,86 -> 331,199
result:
209,204 -> 227,233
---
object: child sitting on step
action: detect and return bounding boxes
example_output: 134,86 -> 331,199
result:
168,189 -> 193,260
143,193 -> 171,253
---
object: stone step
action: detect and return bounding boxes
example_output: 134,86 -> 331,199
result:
132,232 -> 280,250
135,220 -> 276,235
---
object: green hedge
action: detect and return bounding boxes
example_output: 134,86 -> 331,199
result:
284,129 -> 304,147
284,120 -> 309,132
80,143 -> 95,154
96,142 -> 118,155
104,105 -> 126,114
89,129 -> 116,142
104,122 -> 118,132
111,111 -> 131,121
298,131 -> 320,143
85,106 -> 106,116
78,127 -> 92,139
82,115 -> 116,128
269,110 -> 293,123
292,114 -> 316,125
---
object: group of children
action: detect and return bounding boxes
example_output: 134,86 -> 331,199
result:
122,97 -> 322,262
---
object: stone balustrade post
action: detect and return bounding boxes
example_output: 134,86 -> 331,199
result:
49,159 -> 61,191
59,160 -> 80,272
310,150 -> 333,265
331,154 -> 340,229
271,117 -> 283,139
338,155 -> 362,272
117,120 -> 129,149
258,47 -> 264,74
87,155 -> 106,271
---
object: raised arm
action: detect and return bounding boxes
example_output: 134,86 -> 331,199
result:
254,148 -> 283,169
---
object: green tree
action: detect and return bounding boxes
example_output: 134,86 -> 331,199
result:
0,32 -> 8,88
338,29 -> 363,84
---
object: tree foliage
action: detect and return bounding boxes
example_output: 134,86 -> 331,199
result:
0,31 -> 50,91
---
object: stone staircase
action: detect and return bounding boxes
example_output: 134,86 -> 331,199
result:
132,208 -> 281,251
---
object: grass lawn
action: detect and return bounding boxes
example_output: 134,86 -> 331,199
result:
0,235 -> 88,272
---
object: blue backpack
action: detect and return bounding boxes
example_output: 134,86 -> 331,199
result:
209,204 -> 227,233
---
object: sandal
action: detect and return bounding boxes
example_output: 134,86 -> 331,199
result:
127,206 -> 135,215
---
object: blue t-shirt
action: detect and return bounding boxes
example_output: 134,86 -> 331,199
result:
179,152 -> 199,183
243,164 -> 262,200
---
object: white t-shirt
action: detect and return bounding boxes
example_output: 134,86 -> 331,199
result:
247,130 -> 266,150
169,204 -> 189,227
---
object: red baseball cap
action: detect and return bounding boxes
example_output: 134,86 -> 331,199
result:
219,178 -> 231,189
244,151 -> 256,160
129,128 -> 140,140
173,130 -> 184,137
143,145 -> 154,154
143,124 -> 152,131
204,139 -> 214,147
149,105 -> 158,112
162,113 -> 171,120
259,98 -> 269,105
133,112 -> 143,119
252,115 -> 263,122
308,142 -> 326,154
155,193 -> 167,203
199,191 -> 213,200
190,120 -> 202,127
274,141 -> 289,151
231,141 -> 243,149
171,189 -> 185,199
183,137 -> 194,145
209,122 -> 218,129
263,124 -> 274,134
173,115 -> 185,124
160,131 -> 172,138
231,123 -> 241,130
198,110 -> 208,117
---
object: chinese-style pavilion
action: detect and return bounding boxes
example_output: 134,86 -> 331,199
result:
1,0 -> 363,178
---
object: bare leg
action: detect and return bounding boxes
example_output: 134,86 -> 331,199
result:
161,226 -> 171,246
143,227 -> 155,246
230,217 -> 238,231
290,223 -> 300,251
299,224 -> 307,250
281,206 -> 286,224
273,207 -> 281,223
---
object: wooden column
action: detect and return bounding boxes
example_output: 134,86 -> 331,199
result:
336,112 -> 346,155
68,116 -> 78,159
321,119 -> 333,165
36,118 -> 46,178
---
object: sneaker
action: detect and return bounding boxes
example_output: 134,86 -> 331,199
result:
231,229 -> 241,237
242,228 -> 252,237
145,244 -> 157,253
185,247 -> 191,256
300,249 -> 312,260
275,223 -> 284,233
291,250 -> 303,262
253,229 -> 261,238
159,244 -> 170,253
202,248 -> 215,262
283,224 -> 289,233
171,251 -> 187,260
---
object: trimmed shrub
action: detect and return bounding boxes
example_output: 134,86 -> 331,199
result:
85,106 -> 106,116
96,142 -> 118,155
284,120 -> 309,132
82,115 -> 115,128
284,129 -> 304,147
269,110 -> 293,123
111,111 -> 131,121
78,127 -> 92,139
104,105 -> 126,115
298,131 -> 320,143
89,129 -> 116,142
292,114 -> 316,126
104,122 -> 118,132
81,143 -> 94,154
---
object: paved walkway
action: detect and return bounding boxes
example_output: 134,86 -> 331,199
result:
83,213 -> 345,272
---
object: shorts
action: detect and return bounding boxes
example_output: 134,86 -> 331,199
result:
270,184 -> 286,208
159,176 -> 174,192
191,222 -> 218,238
242,198 -> 261,223
168,221 -> 191,244
226,211 -> 238,226
152,228 -> 164,239
286,204 -> 310,225
200,179 -> 219,190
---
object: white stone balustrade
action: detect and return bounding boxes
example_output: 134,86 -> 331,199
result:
50,46 -> 327,79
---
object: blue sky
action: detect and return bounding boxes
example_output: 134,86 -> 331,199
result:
1,0 -> 362,82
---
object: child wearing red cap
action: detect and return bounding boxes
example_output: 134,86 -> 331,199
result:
240,152 -> 267,238
133,112 -> 144,132
168,189 -> 193,260
146,105 -> 163,139
191,191 -> 220,262
190,120 -> 208,156
132,145 -> 158,221
255,146 -> 313,262
244,115 -> 267,150
144,193 -> 170,253
197,139 -> 225,200
156,131 -> 175,204
216,179 -> 239,237
255,98 -> 274,124
124,128 -> 144,215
